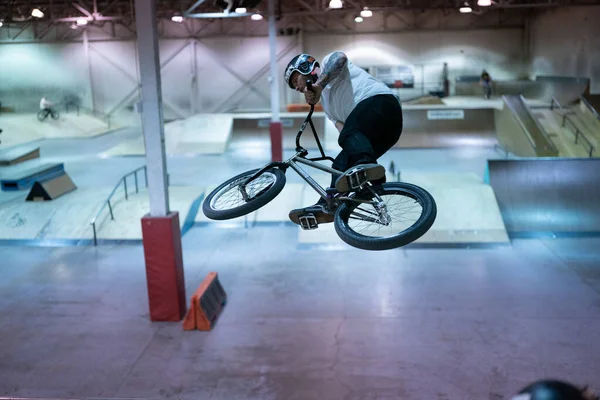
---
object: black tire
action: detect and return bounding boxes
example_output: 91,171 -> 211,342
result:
37,110 -> 47,121
51,110 -> 60,120
334,182 -> 437,251
202,168 -> 286,220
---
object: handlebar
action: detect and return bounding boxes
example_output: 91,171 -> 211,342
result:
294,80 -> 334,162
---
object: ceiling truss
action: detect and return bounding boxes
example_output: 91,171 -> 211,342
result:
0,0 -> 597,42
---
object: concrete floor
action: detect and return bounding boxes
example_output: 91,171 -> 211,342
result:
1,122 -> 598,399
1,229 -> 599,399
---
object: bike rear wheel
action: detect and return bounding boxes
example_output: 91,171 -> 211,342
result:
334,182 -> 436,251
202,168 -> 286,220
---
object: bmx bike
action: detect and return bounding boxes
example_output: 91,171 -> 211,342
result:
37,108 -> 60,121
202,90 -> 437,251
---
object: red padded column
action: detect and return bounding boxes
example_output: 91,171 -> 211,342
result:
270,121 -> 283,162
141,211 -> 186,321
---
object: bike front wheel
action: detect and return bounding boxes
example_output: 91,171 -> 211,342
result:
202,168 -> 286,220
334,182 -> 437,251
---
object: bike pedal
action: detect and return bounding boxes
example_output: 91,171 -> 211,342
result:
299,214 -> 319,230
347,168 -> 369,189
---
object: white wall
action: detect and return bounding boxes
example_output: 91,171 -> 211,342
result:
0,20 -> 525,119
530,6 -> 600,93
0,31 -> 299,121
0,42 -> 91,112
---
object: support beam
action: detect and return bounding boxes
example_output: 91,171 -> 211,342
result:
190,41 -> 198,114
73,3 -> 94,18
194,40 -> 271,104
307,16 -> 327,31
295,0 -> 316,10
83,30 -> 96,113
134,0 -> 169,216
11,23 -> 31,40
185,12 -> 254,18
101,0 -> 121,16
37,22 -> 56,39
185,0 -> 210,15
212,38 -> 298,112
268,0 -> 283,162
135,0 -> 186,325
55,15 -> 123,22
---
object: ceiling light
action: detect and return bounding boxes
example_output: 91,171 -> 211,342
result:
251,13 -> 263,20
76,18 -> 88,26
360,7 -> 372,17
354,16 -> 363,22
235,7 -> 247,13
477,0 -> 492,5
171,15 -> 184,22
328,0 -> 343,9
70,23 -> 78,29
459,5 -> 472,12
31,8 -> 44,18
0,21 -> 3,28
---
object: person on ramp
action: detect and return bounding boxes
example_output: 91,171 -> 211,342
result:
283,51 -> 403,225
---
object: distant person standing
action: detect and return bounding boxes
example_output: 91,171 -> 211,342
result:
480,70 -> 492,99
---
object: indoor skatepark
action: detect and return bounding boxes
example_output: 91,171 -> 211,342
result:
1,0 -> 600,399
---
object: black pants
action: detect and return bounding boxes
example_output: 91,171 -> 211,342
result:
331,94 -> 403,187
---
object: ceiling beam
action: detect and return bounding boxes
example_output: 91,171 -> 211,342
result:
185,0 -> 210,15
73,3 -> 93,18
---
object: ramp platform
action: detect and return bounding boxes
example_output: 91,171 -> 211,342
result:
0,163 -> 65,191
0,146 -> 40,166
486,158 -> 600,235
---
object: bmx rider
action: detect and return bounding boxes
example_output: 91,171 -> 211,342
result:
283,51 -> 404,225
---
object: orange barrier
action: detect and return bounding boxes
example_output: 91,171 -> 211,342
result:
286,103 -> 323,112
183,272 -> 227,331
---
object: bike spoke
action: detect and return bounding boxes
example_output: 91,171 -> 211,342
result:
211,173 -> 275,211
346,192 -> 423,238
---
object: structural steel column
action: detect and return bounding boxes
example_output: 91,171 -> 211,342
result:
83,30 -> 96,113
268,0 -> 283,161
135,0 -> 169,216
190,40 -> 198,115
135,0 -> 186,322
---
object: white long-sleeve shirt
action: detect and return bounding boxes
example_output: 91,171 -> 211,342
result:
319,52 -> 396,124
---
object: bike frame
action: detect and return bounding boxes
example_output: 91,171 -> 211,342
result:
240,104 -> 344,206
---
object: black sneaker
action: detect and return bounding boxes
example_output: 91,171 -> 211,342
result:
289,202 -> 335,225
334,164 -> 386,192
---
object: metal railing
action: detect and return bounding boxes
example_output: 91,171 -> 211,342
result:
550,97 -> 595,157
502,95 -> 537,150
519,94 -> 558,154
580,95 -> 600,121
65,101 -> 112,128
90,165 -> 148,246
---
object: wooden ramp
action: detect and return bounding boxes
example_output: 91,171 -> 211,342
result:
532,109 -> 591,158
102,114 -> 233,156
0,162 -> 65,191
0,113 -> 113,148
0,146 -> 40,166
298,171 -> 509,247
196,170 -> 508,247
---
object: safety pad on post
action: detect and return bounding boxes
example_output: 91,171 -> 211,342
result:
183,272 -> 227,331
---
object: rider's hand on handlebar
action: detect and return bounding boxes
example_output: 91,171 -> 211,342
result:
303,83 -> 323,105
